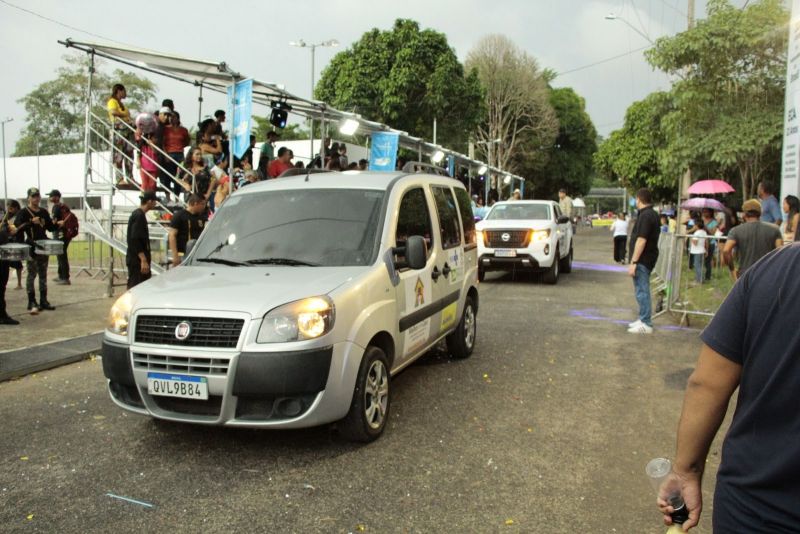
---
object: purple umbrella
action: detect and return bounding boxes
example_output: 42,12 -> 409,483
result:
680,197 -> 726,211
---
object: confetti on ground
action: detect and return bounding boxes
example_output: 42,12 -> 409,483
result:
105,493 -> 154,508
505,519 -> 515,525
20,456 -> 29,461
93,415 -> 106,420
27,514 -> 34,520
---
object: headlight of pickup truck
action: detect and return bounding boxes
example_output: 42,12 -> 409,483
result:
531,229 -> 551,242
257,296 -> 335,343
108,292 -> 132,336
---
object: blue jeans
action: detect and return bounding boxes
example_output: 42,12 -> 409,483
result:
692,253 -> 704,283
633,264 -> 652,326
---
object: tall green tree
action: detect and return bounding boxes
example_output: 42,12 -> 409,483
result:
14,55 -> 157,156
528,87 -> 597,199
645,0 -> 787,198
315,19 -> 483,152
594,92 -> 677,201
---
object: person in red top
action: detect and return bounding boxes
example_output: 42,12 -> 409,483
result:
161,111 -> 191,200
267,147 -> 294,178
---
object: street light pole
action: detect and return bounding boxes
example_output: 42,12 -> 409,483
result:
290,39 -> 339,166
1,117 -> 13,211
604,13 -> 654,44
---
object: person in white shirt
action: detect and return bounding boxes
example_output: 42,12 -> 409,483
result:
610,212 -> 629,264
690,220 -> 708,283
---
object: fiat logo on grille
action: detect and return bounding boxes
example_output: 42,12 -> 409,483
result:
501,232 -> 511,242
174,321 -> 192,341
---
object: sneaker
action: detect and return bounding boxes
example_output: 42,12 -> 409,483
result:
628,319 -> 642,329
28,303 -> 39,316
55,279 -> 71,285
39,301 -> 56,311
628,323 -> 654,334
0,315 -> 20,325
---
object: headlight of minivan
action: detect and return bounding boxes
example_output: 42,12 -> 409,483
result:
108,292 -> 133,336
257,296 -> 335,343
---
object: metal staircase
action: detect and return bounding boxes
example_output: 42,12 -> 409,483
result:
82,110 -> 192,293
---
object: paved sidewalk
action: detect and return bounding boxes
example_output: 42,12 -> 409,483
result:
0,332 -> 103,381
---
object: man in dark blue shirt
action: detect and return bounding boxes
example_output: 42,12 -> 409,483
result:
658,243 -> 800,532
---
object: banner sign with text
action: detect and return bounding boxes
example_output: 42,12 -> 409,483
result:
369,132 -> 399,171
780,0 -> 800,199
227,78 -> 253,160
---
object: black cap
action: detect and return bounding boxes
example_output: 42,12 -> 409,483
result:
27,187 -> 41,197
47,189 -> 61,198
140,191 -> 158,202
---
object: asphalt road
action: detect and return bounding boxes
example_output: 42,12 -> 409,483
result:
0,228 -> 731,533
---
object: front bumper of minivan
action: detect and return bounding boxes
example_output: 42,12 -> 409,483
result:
102,338 -> 363,428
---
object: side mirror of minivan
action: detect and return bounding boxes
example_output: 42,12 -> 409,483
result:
406,236 -> 428,270
557,215 -> 570,225
185,239 -> 197,258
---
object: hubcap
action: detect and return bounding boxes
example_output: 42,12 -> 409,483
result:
364,360 -> 389,430
464,304 -> 476,350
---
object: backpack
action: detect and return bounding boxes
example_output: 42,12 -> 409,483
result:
62,206 -> 79,239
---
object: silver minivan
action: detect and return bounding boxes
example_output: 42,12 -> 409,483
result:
102,171 -> 479,441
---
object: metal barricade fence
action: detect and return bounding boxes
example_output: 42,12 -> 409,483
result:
651,233 -> 734,324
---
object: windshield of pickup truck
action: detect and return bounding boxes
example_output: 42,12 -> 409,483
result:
486,203 -> 551,221
190,189 -> 385,267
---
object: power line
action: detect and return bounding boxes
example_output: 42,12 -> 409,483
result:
657,0 -> 688,18
555,46 -> 650,78
0,0 -> 135,47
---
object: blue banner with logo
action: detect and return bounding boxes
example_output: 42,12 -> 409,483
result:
227,78 -> 253,160
369,132 -> 399,171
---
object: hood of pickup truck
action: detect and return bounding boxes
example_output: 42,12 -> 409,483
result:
476,219 -> 554,231
128,266 -> 362,318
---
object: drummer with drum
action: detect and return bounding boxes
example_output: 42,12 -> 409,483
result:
0,201 -> 22,325
14,187 -> 58,315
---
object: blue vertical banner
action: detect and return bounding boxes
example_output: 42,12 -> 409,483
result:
447,155 -> 455,177
369,132 -> 400,171
227,78 -> 253,160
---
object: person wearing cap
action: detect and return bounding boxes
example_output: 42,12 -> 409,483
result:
722,199 -> 783,279
168,194 -> 207,268
48,189 -> 73,285
13,187 -> 57,314
126,192 -> 157,289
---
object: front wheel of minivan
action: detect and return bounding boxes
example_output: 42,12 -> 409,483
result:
338,346 -> 390,442
446,295 -> 477,359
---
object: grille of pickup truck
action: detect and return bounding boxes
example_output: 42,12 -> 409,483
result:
485,230 -> 530,249
134,315 -> 244,348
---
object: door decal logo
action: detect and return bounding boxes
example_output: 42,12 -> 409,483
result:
415,277 -> 425,307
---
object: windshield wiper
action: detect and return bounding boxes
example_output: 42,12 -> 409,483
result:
244,257 -> 319,267
196,257 -> 247,266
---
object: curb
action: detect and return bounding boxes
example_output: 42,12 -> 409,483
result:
0,332 -> 103,382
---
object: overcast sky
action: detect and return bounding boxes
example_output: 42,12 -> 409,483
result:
0,0 -> 744,153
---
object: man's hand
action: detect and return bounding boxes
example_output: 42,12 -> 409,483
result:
32,216 -> 41,226
57,220 -> 65,228
628,263 -> 637,277
140,260 -> 150,275
657,471 -> 702,531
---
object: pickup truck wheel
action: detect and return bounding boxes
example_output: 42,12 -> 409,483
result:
542,247 -> 559,284
446,295 -> 477,359
559,244 -> 573,274
338,346 -> 390,442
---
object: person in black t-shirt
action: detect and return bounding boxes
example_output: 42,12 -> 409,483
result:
0,209 -> 20,325
126,191 -> 158,289
168,194 -> 207,267
657,243 -> 800,532
14,187 -> 57,314
626,188 -> 660,333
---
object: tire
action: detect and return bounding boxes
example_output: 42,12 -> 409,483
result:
338,346 -> 390,442
559,244 -> 573,274
446,295 -> 477,359
542,247 -> 559,285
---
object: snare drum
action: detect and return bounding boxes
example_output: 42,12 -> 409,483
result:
0,243 -> 31,262
35,239 -> 64,256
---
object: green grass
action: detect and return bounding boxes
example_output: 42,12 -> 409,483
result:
669,257 -> 735,326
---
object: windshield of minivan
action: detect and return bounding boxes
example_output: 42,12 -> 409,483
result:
486,203 -> 550,221
190,189 -> 385,267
